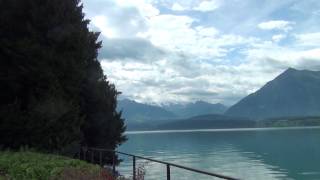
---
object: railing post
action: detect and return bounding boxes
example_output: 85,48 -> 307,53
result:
112,152 -> 116,174
99,151 -> 102,166
167,164 -> 171,180
79,147 -> 81,160
91,150 -> 94,163
133,156 -> 136,180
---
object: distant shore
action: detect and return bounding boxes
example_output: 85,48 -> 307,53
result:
125,126 -> 320,134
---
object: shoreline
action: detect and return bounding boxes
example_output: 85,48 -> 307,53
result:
125,125 -> 320,134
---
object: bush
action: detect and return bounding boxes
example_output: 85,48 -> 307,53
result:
0,151 -> 105,179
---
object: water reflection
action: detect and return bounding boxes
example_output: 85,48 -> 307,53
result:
117,127 -> 320,180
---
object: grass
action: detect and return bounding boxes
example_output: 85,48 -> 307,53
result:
0,151 -> 115,180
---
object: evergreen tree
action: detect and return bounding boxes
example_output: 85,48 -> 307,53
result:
81,60 -> 127,150
0,0 -> 126,152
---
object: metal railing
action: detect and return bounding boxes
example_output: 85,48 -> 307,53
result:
79,147 -> 239,180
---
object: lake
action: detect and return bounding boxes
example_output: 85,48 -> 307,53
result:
117,127 -> 320,180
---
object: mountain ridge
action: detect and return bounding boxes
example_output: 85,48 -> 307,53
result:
117,99 -> 176,123
162,100 -> 227,118
225,68 -> 320,119
117,99 -> 228,123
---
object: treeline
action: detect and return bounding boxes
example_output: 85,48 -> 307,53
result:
258,116 -> 320,127
0,0 -> 126,159
153,114 -> 320,130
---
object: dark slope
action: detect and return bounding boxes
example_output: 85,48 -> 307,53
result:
225,68 -> 320,119
156,114 -> 254,130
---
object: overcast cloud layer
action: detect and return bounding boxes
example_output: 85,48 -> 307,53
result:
82,0 -> 320,105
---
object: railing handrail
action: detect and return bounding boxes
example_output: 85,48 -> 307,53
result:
81,147 -> 239,180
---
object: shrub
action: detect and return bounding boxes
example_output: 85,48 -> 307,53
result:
0,151 -> 105,179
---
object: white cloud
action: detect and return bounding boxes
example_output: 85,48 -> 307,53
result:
193,0 -> 221,12
258,20 -> 295,31
244,40 -> 320,71
101,38 -> 320,105
101,56 -> 287,105
82,0 -> 320,105
272,34 -> 286,42
115,0 -> 160,17
91,15 -> 117,38
295,32 -> 320,47
139,14 -> 256,59
195,26 -> 219,37
138,14 -> 196,50
83,0 -> 157,38
171,3 -> 186,11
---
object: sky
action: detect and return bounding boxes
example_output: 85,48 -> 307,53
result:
81,0 -> 320,105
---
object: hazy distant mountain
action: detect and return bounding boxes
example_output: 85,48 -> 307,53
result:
163,101 -> 228,118
156,114 -> 254,130
118,99 -> 228,122
117,99 -> 176,123
225,68 -> 320,119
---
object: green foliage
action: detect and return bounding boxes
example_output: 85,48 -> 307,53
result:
0,0 -> 126,154
0,151 -> 100,179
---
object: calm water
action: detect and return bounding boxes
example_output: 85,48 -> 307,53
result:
117,127 -> 320,180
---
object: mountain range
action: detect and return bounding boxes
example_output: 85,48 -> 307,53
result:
117,99 -> 176,123
117,99 -> 227,126
118,68 -> 320,130
163,101 -> 227,118
226,68 -> 320,119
